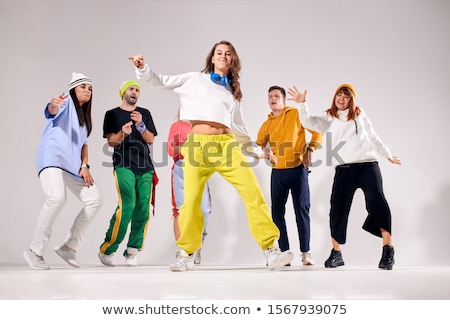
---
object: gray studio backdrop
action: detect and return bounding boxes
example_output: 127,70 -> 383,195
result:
1,0 -> 449,267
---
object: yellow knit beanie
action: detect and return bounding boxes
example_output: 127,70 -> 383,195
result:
335,83 -> 356,98
119,80 -> 140,99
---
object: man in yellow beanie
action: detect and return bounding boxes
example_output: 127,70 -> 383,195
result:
98,80 -> 158,267
119,80 -> 141,99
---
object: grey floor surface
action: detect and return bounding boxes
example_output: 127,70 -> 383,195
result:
1,263 -> 449,300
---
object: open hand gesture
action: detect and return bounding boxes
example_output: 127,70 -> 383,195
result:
287,86 -> 307,103
388,156 -> 401,165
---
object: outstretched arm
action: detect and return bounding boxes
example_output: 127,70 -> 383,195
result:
128,54 -> 186,89
287,85 -> 327,133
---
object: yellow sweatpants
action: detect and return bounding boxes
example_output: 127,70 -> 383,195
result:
177,134 -> 280,254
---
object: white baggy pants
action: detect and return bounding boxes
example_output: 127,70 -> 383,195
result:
30,167 -> 103,256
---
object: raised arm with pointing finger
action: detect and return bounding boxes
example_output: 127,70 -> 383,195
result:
129,41 -> 294,272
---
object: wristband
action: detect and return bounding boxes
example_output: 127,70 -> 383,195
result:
306,147 -> 314,152
136,122 -> 146,134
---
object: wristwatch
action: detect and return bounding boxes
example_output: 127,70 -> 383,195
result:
81,164 -> 90,169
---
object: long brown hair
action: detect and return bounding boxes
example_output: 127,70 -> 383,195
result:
326,86 -> 361,120
202,40 -> 242,101
69,88 -> 93,136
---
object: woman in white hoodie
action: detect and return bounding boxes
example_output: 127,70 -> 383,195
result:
288,84 -> 401,270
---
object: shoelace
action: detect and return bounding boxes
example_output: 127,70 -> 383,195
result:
179,255 -> 193,263
268,247 -> 281,254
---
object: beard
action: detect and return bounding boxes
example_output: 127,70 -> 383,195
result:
124,95 -> 137,106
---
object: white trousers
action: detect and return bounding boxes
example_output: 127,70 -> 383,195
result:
30,168 -> 103,256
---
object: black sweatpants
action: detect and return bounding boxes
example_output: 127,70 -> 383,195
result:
329,161 -> 392,244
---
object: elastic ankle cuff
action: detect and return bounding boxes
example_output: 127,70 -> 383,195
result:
127,247 -> 139,255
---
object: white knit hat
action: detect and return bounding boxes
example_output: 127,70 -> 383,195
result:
68,72 -> 93,91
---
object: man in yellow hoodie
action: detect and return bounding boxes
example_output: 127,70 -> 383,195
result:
256,85 -> 322,266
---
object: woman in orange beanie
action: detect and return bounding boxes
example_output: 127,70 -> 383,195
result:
288,84 -> 401,270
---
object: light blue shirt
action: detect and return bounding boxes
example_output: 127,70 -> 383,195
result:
36,93 -> 88,180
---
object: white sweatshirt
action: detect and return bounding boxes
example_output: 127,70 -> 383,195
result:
136,64 -> 262,157
297,102 -> 392,167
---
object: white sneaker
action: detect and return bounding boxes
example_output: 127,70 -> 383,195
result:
193,248 -> 201,264
175,247 -> 181,260
301,251 -> 314,266
98,252 -> 116,267
54,244 -> 80,268
23,249 -> 50,270
125,248 -> 138,267
169,249 -> 194,272
265,247 -> 294,270
125,254 -> 137,267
